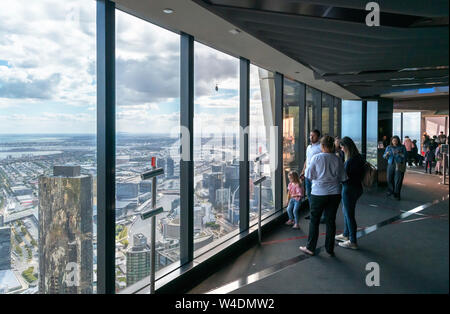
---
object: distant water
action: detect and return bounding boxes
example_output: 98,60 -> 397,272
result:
0,151 -> 63,159
0,134 -> 95,144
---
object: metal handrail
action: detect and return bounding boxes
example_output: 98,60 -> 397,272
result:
255,176 -> 267,245
140,166 -> 164,294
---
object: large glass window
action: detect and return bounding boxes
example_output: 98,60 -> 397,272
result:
115,10 -> 180,292
321,93 -> 333,136
342,100 -> 362,152
283,79 -> 301,204
0,0 -> 96,294
193,42 -> 240,257
403,112 -> 421,152
305,87 -> 321,147
249,65 -> 275,224
393,112 -> 402,139
367,101 -> 378,166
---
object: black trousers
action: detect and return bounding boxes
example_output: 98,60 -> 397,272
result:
306,194 -> 342,254
425,161 -> 433,174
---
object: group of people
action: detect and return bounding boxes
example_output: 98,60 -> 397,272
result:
285,130 -> 413,257
423,131 -> 448,175
285,130 -> 365,256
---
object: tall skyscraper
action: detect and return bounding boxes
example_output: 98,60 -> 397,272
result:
126,233 -> 150,287
0,226 -> 11,271
38,165 -> 93,294
166,157 -> 174,178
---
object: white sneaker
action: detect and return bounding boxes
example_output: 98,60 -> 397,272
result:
335,234 -> 349,242
338,240 -> 358,250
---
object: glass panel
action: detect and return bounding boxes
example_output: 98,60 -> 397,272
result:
283,79 -> 301,204
305,87 -> 321,147
115,11 -> 180,292
193,42 -> 239,257
393,112 -> 402,139
321,93 -> 332,136
249,65 -> 275,225
342,100 -> 362,152
334,98 -> 339,137
0,0 -> 96,294
403,112 -> 421,154
367,101 -> 378,166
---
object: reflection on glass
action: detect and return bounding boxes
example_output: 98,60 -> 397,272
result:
322,93 -> 333,136
0,0 -> 96,294
305,87 -> 321,148
393,112 -> 401,139
342,100 -> 362,151
367,101 -> 378,166
249,65 -> 275,224
115,11 -> 180,292
283,79 -> 301,204
334,99 -> 339,137
193,42 -> 240,257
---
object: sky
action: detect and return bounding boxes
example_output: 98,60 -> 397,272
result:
0,0 -> 242,135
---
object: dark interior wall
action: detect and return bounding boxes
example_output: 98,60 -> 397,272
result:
394,95 -> 449,113
377,98 -> 394,186
378,98 -> 394,143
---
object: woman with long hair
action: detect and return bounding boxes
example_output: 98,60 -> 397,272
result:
335,137 -> 365,250
383,135 -> 407,200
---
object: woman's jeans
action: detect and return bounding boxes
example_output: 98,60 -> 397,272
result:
342,184 -> 363,244
286,198 -> 300,224
387,162 -> 405,197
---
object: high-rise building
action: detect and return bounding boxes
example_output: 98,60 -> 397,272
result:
224,164 -> 239,192
38,165 -> 93,294
0,226 -> 11,271
208,172 -> 223,206
166,157 -> 174,178
126,233 -> 150,287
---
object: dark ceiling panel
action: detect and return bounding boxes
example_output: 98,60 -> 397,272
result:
194,0 -> 449,97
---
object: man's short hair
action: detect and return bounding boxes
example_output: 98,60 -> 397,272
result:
312,129 -> 321,137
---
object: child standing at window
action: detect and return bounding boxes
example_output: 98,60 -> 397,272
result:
285,171 -> 304,229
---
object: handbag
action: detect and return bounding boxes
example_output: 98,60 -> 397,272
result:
395,161 -> 406,172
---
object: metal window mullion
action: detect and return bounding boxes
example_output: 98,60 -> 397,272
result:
329,96 -> 334,138
96,0 -> 115,295
337,98 -> 342,138
274,73 -> 283,211
298,83 -> 306,168
400,112 -> 404,141
180,33 -> 194,265
239,58 -> 250,232
362,100 -> 368,160
316,91 -> 322,133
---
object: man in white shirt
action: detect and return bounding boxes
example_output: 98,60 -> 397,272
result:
300,129 -> 323,221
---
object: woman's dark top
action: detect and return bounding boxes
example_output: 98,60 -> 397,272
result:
343,154 -> 365,188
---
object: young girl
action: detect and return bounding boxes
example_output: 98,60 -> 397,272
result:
285,171 -> 304,229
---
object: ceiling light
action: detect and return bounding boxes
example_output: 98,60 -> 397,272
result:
163,8 -> 174,14
229,29 -> 241,35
